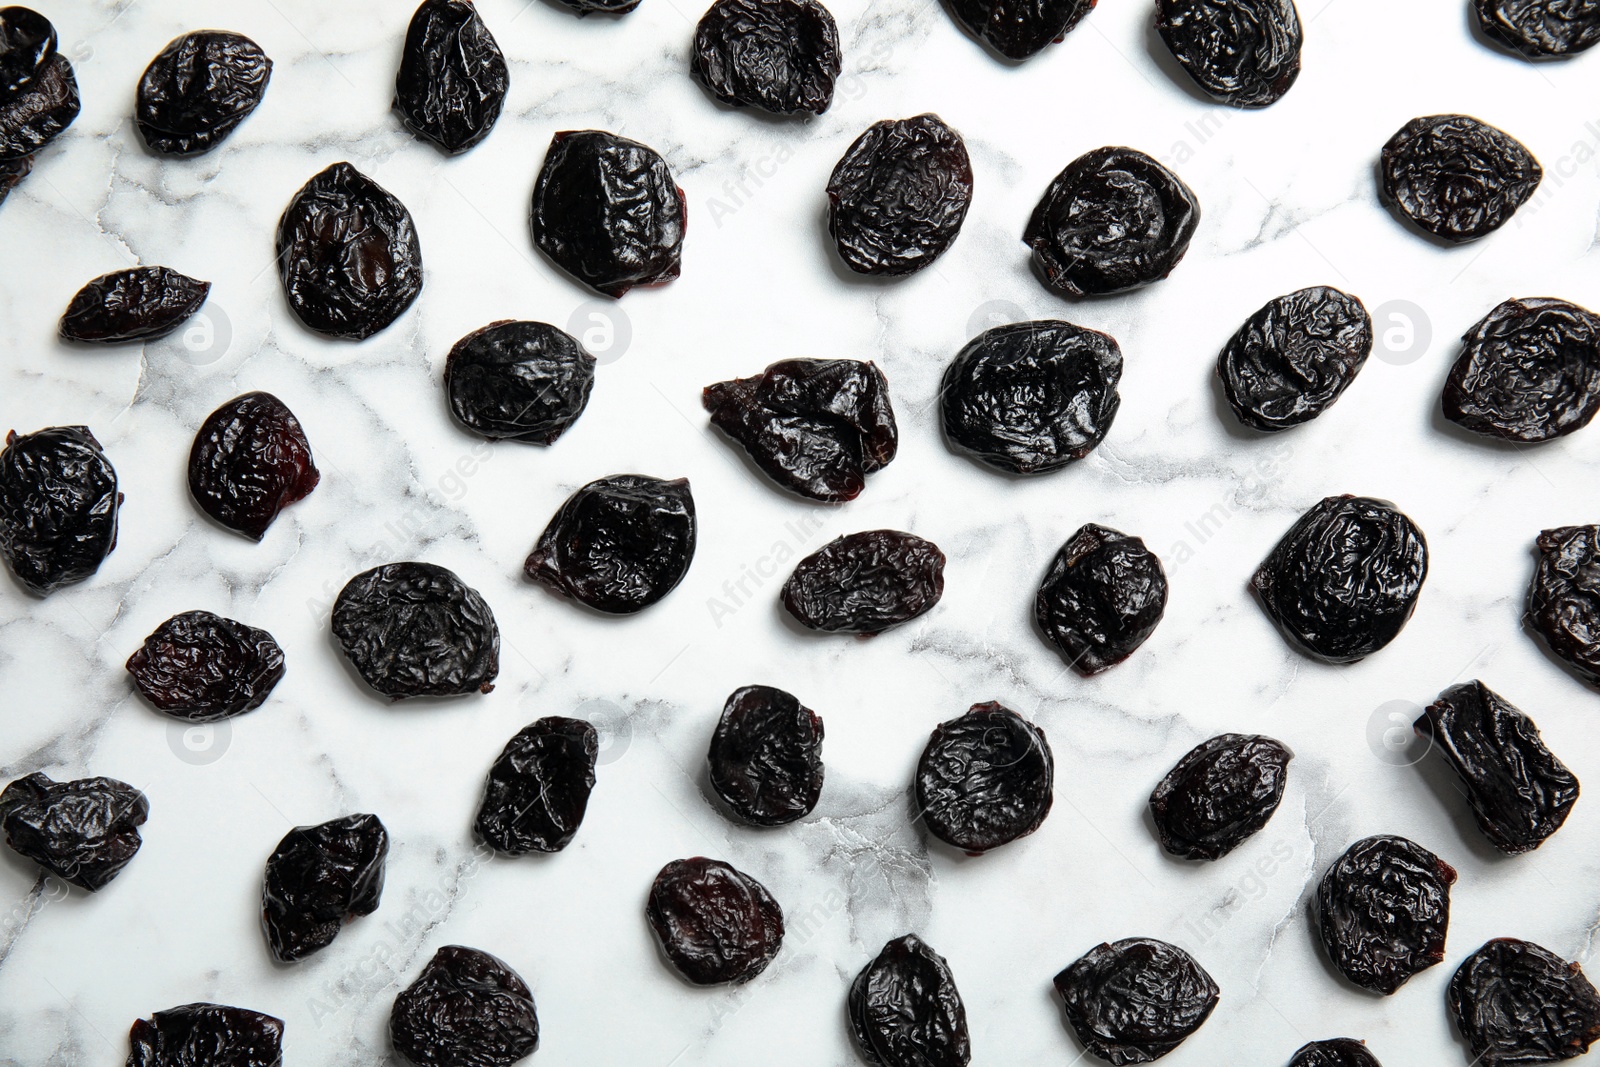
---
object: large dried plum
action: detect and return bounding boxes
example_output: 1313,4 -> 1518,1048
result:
1053,937 -> 1219,1064
135,31 -> 272,156
126,610 -> 285,722
646,857 -> 784,985
445,321 -> 596,444
1288,1039 -> 1382,1067
1216,286 -> 1373,432
0,425 -> 120,595
0,772 -> 147,891
1443,298 -> 1600,443
781,529 -> 945,634
943,0 -> 1095,59
391,945 -> 539,1067
1036,524 -> 1167,673
1449,938 -> 1600,1066
1380,115 -> 1541,243
1148,733 -> 1292,861
691,0 -> 840,115
332,562 -> 500,699
915,701 -> 1052,854
850,934 -> 970,1067
707,685 -> 824,826
262,813 -> 388,962
1155,0 -> 1302,108
127,1003 -> 285,1067
0,8 -> 77,162
1317,834 -> 1455,995
1528,525 -> 1600,685
474,717 -> 598,854
59,267 -> 211,344
188,392 -> 320,541
394,0 -> 508,154
1475,0 -> 1600,58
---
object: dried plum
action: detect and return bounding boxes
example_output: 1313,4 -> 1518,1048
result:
943,0 -> 1095,59
1053,937 -> 1219,1064
59,266 -> 211,344
1025,147 -> 1200,297
1148,733 -> 1292,861
262,813 -> 388,962
1155,0 -> 1303,108
646,857 -> 784,985
475,717 -> 598,854
1317,834 -> 1455,995
781,529 -> 945,634
332,562 -> 500,699
1288,1039 -> 1382,1067
1528,525 -> 1600,685
691,0 -> 840,115
0,151 -> 29,204
850,934 -> 970,1067
0,8 -> 77,162
188,392 -> 320,541
531,130 -> 684,298
391,945 -> 539,1067
554,0 -> 640,13
0,425 -> 120,595
445,321 -> 596,444
276,161 -> 424,339
915,701 -> 1052,854
1449,938 -> 1600,1066
394,0 -> 508,154
1217,286 -> 1373,432
1380,115 -> 1541,244
0,6 -> 52,95
1036,524 -> 1167,673
135,31 -> 272,156
826,114 -> 972,277
1475,0 -> 1600,58
0,772 -> 147,891
703,358 -> 898,502
524,474 -> 696,614
1443,298 -> 1600,443
128,1003 -> 285,1067
126,610 -> 285,722
707,685 -> 824,826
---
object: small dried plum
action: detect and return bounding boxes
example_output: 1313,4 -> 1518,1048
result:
475,717 -> 598,854
0,425 -> 120,595
188,392 -> 320,541
59,266 -> 211,344
0,151 -> 29,204
262,813 -> 388,962
135,31 -> 272,156
1317,834 -> 1455,995
395,0 -> 508,154
1155,0 -> 1302,108
781,529 -> 945,634
554,0 -> 640,13
691,0 -> 840,115
1217,286 -> 1373,432
1528,525 -> 1600,685
0,6 -> 53,95
1443,298 -> 1600,442
332,562 -> 500,699
0,772 -> 147,891
1036,524 -> 1167,673
445,321 -> 596,444
1288,1039 -> 1382,1067
943,0 -> 1095,59
1449,938 -> 1600,1066
0,8 -> 77,162
1380,115 -> 1541,244
916,701 -> 1052,854
850,934 -> 970,1067
1053,937 -> 1219,1064
1149,734 -> 1292,861
1475,0 -> 1600,58
128,1003 -> 285,1067
126,610 -> 285,722
707,685 -> 824,826
391,945 -> 539,1067
647,857 -> 784,985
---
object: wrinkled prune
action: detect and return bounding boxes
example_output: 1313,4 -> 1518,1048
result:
1026,147 -> 1200,297
188,392 -> 320,541
276,161 -> 424,339
332,562 -> 500,699
1417,681 -> 1578,854
445,321 -> 596,444
0,151 -> 29,204
395,0 -> 508,154
0,8 -> 77,162
1217,286 -> 1373,432
128,1003 -> 285,1067
531,130 -> 684,298
707,685 -> 824,826
1476,0 -> 1600,57
781,529 -> 945,634
692,0 -> 840,115
703,358 -> 898,502
943,0 -> 1095,59
0,425 -> 120,595
826,114 -> 972,277
1053,937 -> 1219,1064
1288,1038 -> 1382,1067
1449,938 -> 1600,1066
555,0 -> 640,13
1380,115 -> 1541,243
262,813 -> 388,962
475,717 -> 598,854
135,31 -> 272,156
647,857 -> 784,985
391,945 -> 539,1067
0,6 -> 52,94
1528,525 -> 1600,685
1156,0 -> 1302,108
126,610 -> 285,722
1252,495 -> 1428,663
1036,524 -> 1167,673
524,474 -> 696,614
850,934 -> 970,1067
1443,298 -> 1600,442
1148,733 -> 1292,861
1317,834 -> 1455,995
59,266 -> 210,345
915,701 -> 1052,854
0,772 -> 147,891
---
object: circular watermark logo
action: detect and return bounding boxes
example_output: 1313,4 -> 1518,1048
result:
153,302 -> 233,367
1371,300 -> 1431,367
167,719 -> 232,766
69,40 -> 93,63
575,697 -> 633,766
1366,700 -> 1431,767
566,302 -> 631,366
966,299 -> 1028,339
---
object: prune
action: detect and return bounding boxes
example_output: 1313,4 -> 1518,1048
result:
1216,286 -> 1374,432
1252,495 -> 1428,663
1476,0 -> 1600,58
1443,298 -> 1600,442
444,321 -> 595,444
128,1003 -> 284,1067
1380,115 -> 1541,243
691,0 -> 840,115
1155,0 -> 1302,108
0,425 -> 120,595
0,772 -> 147,891
474,717 -> 598,854
59,267 -> 210,344
395,0 -> 508,154
276,161 -> 424,339
555,0 -> 640,13
332,562 -> 500,699
942,0 -> 1095,60
781,529 -> 945,634
0,8 -> 77,162
391,945 -> 539,1067
530,130 -> 684,298
1527,525 -> 1600,686
703,358 -> 898,502
1148,733 -> 1292,861
0,6 -> 52,94
1053,937 -> 1219,1064
826,114 -> 973,277
1288,1039 -> 1382,1067
1449,938 -> 1600,1066
261,813 -> 388,962
188,392 -> 320,541
849,934 -> 970,1067
1036,524 -> 1167,673
915,701 -> 1052,854
524,474 -> 696,614
1025,147 -> 1200,297
135,31 -> 272,156
0,151 -> 28,204
126,610 -> 285,722
1317,834 -> 1455,995
646,857 -> 784,985
707,685 -> 825,826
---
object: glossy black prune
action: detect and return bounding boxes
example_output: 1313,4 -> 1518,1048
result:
394,0 -> 508,154
915,701 -> 1052,854
0,8 -> 78,163
524,474 -> 696,614
474,717 -> 598,854
126,610 -> 285,722
707,685 -> 825,826
0,6 -> 53,95
691,0 -> 840,115
1036,524 -> 1167,673
261,813 -> 388,962
0,151 -> 29,204
135,31 -> 272,156
276,161 -> 424,339
647,857 -> 784,985
1217,286 -> 1373,432
1053,937 -> 1219,1064
391,945 -> 539,1067
1288,1038 -> 1382,1067
59,266 -> 211,344
1443,298 -> 1600,442
445,321 -> 596,444
1380,115 -> 1541,244
531,130 -> 685,298
1025,147 -> 1200,297
332,562 -> 500,699
781,529 -> 945,634
127,1003 -> 285,1067
1528,525 -> 1600,686
554,0 -> 641,13
827,114 -> 972,277
1317,834 -> 1456,995
1449,938 -> 1600,1066
1156,0 -> 1302,108
1476,0 -> 1600,58
703,358 -> 898,502
188,392 -> 320,541
0,772 -> 148,891
0,425 -> 120,595
850,934 -> 971,1067
1148,733 -> 1292,861
943,0 -> 1095,59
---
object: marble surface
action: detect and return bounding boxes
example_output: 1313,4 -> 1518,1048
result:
4,0 -> 1600,1063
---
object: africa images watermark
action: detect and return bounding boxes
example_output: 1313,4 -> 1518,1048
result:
704,512 -> 826,628
1166,441 -> 1293,567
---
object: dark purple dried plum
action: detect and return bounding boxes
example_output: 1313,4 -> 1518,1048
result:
1156,0 -> 1302,108
1148,734 -> 1292,861
1317,834 -> 1456,995
781,529 -> 945,634
332,562 -> 500,699
1025,147 -> 1200,297
1476,0 -> 1600,58
395,0 -> 508,154
475,717 -> 598,854
0,772 -> 147,891
1449,938 -> 1600,1066
703,358 -> 897,502
135,31 -> 272,156
554,0 -> 640,13
707,685 -> 824,826
0,6 -> 53,95
692,0 -> 840,115
128,1003 -> 285,1067
0,151 -> 29,204
943,0 -> 1095,59
262,813 -> 388,962
826,114 -> 972,277
1053,937 -> 1219,1064
916,701 -> 1052,854
391,945 -> 539,1067
126,610 -> 285,722
1217,286 -> 1373,432
524,474 -> 696,614
1443,298 -> 1600,442
1380,115 -> 1541,244
59,266 -> 211,344
1036,524 -> 1167,673
1288,1038 -> 1382,1067
0,8 -> 77,162
276,161 -> 424,339
1528,525 -> 1600,686
188,392 -> 320,541
0,425 -> 120,595
647,857 -> 784,985
445,321 -> 596,444
850,934 -> 970,1067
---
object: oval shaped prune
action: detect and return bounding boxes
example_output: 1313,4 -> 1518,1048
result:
1443,297 -> 1600,443
126,610 -> 285,723
1380,115 -> 1541,244
1156,0 -> 1302,108
1288,1038 -> 1382,1067
1216,286 -> 1374,432
1317,834 -> 1456,995
915,701 -> 1052,854
1449,938 -> 1600,1066
474,717 -> 599,854
1053,937 -> 1219,1064
1035,523 -> 1167,674
128,1003 -> 285,1067
394,0 -> 508,154
135,31 -> 272,157
826,114 -> 972,277
188,392 -> 320,541
445,321 -> 596,444
391,945 -> 539,1067
707,685 -> 825,826
59,266 -> 211,344
646,857 -> 784,985
1475,0 -> 1600,58
1148,734 -> 1292,860
781,529 -> 945,635
262,813 -> 388,962
691,0 -> 840,115
0,8 -> 77,162
943,0 -> 1095,60
850,934 -> 971,1067
0,772 -> 148,891
1528,525 -> 1600,686
0,425 -> 120,596
332,562 -> 500,699
1025,146 -> 1200,297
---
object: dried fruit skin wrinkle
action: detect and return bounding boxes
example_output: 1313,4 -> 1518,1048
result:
0,773 -> 148,890
332,561 -> 500,699
1053,937 -> 1220,1064
1527,525 -> 1600,686
691,0 -> 840,115
707,685 -> 825,826
475,717 -> 599,853
1443,298 -> 1600,443
445,321 -> 596,444
394,0 -> 508,154
849,934 -> 971,1067
1475,0 -> 1600,58
1155,0 -> 1303,108
127,1003 -> 285,1067
1287,1039 -> 1382,1067
943,0 -> 1097,60
262,813 -> 389,962
136,31 -> 271,156
59,267 -> 211,344
0,6 -> 79,162
1216,286 -> 1373,432
915,701 -> 1053,854
0,425 -> 120,595
1380,115 -> 1542,243
1148,733 -> 1293,860
1035,523 -> 1167,673
390,945 -> 540,1067
188,392 -> 320,540
646,857 -> 785,985
126,610 -> 286,722
781,529 -> 945,634
1449,938 -> 1600,1067
1317,834 -> 1456,995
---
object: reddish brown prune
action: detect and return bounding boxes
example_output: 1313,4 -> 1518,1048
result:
1443,298 -> 1600,443
0,425 -> 120,595
188,392 -> 320,541
1148,734 -> 1292,861
646,857 -> 784,985
703,358 -> 898,502
0,151 -> 29,204
126,610 -> 285,723
445,321 -> 595,444
59,266 -> 211,344
850,934 -> 971,1067
391,945 -> 539,1067
1156,0 -> 1302,108
1380,115 -> 1541,244
781,529 -> 945,634
128,1003 -> 285,1067
332,562 -> 500,699
1476,0 -> 1600,58
1217,286 -> 1373,432
1317,835 -> 1456,995
1528,525 -> 1600,686
916,701 -> 1052,854
707,685 -> 824,826
1053,937 -> 1219,1064
1036,524 -> 1167,673
135,31 -> 272,157
691,0 -> 840,115
1288,1038 -> 1382,1067
394,0 -> 508,154
1449,938 -> 1600,1066
943,0 -> 1095,59
0,8 -> 78,162
261,813 -> 388,962
0,772 -> 148,891
474,717 -> 598,854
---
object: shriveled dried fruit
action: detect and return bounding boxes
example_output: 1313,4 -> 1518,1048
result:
126,610 -> 285,722
781,529 -> 945,634
916,701 -> 1052,854
1155,0 -> 1302,108
647,857 -> 784,985
445,321 -> 596,444
0,6 -> 53,95
1036,524 -> 1167,673
1149,734 -> 1292,861
135,31 -> 272,156
128,1003 -> 284,1067
1317,834 -> 1455,995
1380,115 -> 1541,244
1288,1038 -> 1382,1067
1528,525 -> 1600,686
554,0 -> 640,13
943,0 -> 1095,59
332,562 -> 500,699
850,934 -> 970,1067
394,0 -> 508,154
0,151 -> 29,204
391,945 -> 539,1067
59,266 -> 210,344
707,685 -> 824,826
0,425 -> 120,595
1217,286 -> 1373,432
691,0 -> 840,115
0,772 -> 147,890
0,8 -> 78,162
262,813 -> 388,962
1475,0 -> 1600,58
475,717 -> 598,853
1443,298 -> 1600,443
1449,938 -> 1600,1066
1053,937 -> 1219,1064
188,392 -> 320,541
